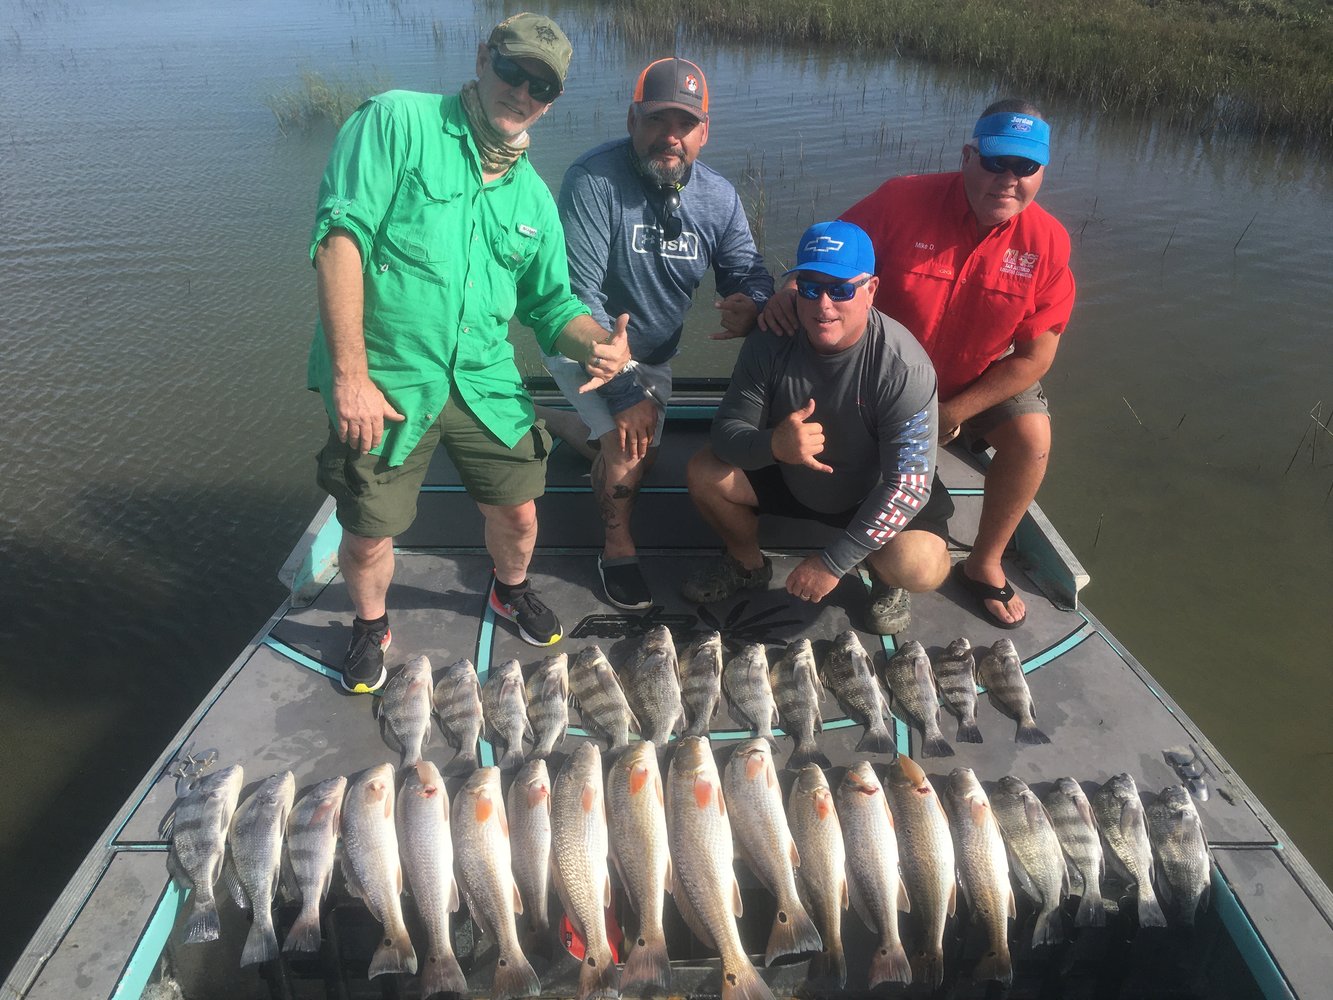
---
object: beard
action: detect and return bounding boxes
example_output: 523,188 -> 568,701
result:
640,148 -> 688,186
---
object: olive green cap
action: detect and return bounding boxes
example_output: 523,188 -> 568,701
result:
487,13 -> 573,86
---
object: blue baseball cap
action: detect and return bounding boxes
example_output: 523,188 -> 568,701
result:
973,112 -> 1051,165
785,220 -> 875,280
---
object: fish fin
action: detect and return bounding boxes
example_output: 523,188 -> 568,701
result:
1015,719 -> 1051,745
839,874 -> 849,911
578,942 -> 620,1000
663,856 -> 673,895
512,880 -> 525,916
182,893 -> 221,944
339,855 -> 367,904
854,723 -> 896,755
367,927 -> 417,978
622,930 -> 671,994
921,734 -> 955,758
809,943 -> 847,990
786,743 -> 831,771
971,946 -> 1013,986
282,904 -> 323,953
956,720 -> 983,743
498,746 -> 526,771
898,878 -> 911,912
909,946 -> 945,991
1200,875 -> 1212,913
868,939 -> 913,988
220,859 -> 248,911
1008,885 -> 1017,919
603,871 -> 613,909
788,837 -> 800,869
1137,887 -> 1168,928
1031,904 -> 1065,947
240,909 -> 281,967
764,899 -> 822,965
947,878 -> 958,917
448,875 -> 460,913
732,875 -> 744,917
721,956 -> 778,1000
671,881 -> 716,949
1156,867 -> 1176,908
491,948 -> 541,999
443,749 -> 477,777
419,947 -> 468,998
1074,886 -> 1107,927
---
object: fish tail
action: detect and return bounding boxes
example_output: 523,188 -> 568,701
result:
1075,887 -> 1107,927
809,943 -> 847,989
956,719 -> 984,743
921,733 -> 955,758
577,943 -> 620,1000
419,947 -> 468,998
972,945 -> 1013,985
854,723 -> 896,756
786,741 -> 831,772
492,946 -> 541,998
910,945 -> 945,990
1031,903 -> 1066,947
182,892 -> 221,944
867,938 -> 913,987
1015,719 -> 1051,745
622,930 -> 671,994
443,750 -> 477,777
368,927 -> 418,978
763,899 -> 822,965
720,955 -> 776,1000
497,746 -> 527,771
241,909 -> 280,967
281,904 -> 323,953
1137,887 -> 1168,928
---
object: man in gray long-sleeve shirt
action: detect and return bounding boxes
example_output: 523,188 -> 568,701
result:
683,221 -> 952,634
542,57 -> 773,611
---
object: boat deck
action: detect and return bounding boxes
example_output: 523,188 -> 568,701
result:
6,399 -> 1332,1000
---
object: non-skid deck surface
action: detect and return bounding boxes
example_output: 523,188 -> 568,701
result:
102,415 -> 1327,998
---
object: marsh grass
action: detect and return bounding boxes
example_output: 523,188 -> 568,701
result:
265,69 -> 389,133
599,0 -> 1333,148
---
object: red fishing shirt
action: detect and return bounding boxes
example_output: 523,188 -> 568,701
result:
842,172 -> 1075,400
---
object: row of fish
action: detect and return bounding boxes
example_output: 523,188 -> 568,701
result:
386,628 -> 1049,778
165,735 -> 1209,997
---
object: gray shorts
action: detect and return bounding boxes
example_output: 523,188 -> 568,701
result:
543,353 -> 670,446
962,381 -> 1049,447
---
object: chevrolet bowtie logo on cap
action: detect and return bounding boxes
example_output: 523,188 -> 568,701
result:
804,236 -> 845,254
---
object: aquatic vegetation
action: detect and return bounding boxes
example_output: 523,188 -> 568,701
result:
264,69 -> 389,133
598,0 -> 1333,149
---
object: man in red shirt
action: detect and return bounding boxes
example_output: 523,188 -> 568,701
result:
762,99 -> 1075,628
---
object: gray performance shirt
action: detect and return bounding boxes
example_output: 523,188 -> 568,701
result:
557,137 -> 773,413
711,309 -> 938,575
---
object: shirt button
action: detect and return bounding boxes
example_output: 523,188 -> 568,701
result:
331,207 -> 342,217
463,326 -> 469,333
468,281 -> 473,287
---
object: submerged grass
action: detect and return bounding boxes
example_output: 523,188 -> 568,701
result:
598,0 -> 1333,149
265,69 -> 389,133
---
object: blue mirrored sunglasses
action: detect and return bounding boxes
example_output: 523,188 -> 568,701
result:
488,47 -> 561,104
978,154 -> 1042,177
795,275 -> 871,301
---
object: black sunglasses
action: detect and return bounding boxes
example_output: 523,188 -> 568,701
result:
977,154 -> 1042,178
655,184 -> 683,241
487,46 -> 561,104
795,275 -> 871,302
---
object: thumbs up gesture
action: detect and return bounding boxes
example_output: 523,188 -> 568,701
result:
772,399 -> 833,473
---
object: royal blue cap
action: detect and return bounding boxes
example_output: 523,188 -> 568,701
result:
785,220 -> 876,280
973,112 -> 1050,165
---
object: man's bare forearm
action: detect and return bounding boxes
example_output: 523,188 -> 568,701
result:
315,230 -> 369,381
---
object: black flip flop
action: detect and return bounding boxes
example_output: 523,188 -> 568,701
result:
952,562 -> 1026,629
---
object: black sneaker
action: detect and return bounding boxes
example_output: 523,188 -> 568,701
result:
489,583 -> 563,646
598,555 -> 652,610
340,618 -> 391,693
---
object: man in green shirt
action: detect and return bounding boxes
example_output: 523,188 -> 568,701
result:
308,13 -> 631,693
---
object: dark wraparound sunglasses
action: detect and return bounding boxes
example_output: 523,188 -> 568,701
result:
978,154 -> 1042,178
654,184 -> 683,241
488,47 -> 561,104
795,275 -> 872,301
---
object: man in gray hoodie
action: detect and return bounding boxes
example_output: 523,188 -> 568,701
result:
543,57 -> 773,610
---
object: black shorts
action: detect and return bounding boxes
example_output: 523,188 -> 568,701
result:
743,467 -> 954,540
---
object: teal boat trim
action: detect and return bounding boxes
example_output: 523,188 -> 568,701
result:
263,636 -> 340,683
474,600 -> 499,768
111,881 -> 183,1000
1212,865 -> 1295,1000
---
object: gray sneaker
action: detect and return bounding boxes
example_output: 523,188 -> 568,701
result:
682,553 -> 773,604
867,580 -> 912,635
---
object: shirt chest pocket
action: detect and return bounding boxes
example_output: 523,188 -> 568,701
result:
383,169 -> 462,271
490,228 -> 539,273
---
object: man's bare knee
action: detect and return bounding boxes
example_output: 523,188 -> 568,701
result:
480,501 -> 537,534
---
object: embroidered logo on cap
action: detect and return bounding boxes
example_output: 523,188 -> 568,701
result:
684,74 -> 699,94
803,236 -> 845,254
535,24 -> 557,42
1009,116 -> 1035,132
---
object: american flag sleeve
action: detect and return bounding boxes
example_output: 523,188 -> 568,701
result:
821,401 -> 937,576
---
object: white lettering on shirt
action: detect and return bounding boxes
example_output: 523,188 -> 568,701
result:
1000,248 -> 1040,279
632,224 -> 701,261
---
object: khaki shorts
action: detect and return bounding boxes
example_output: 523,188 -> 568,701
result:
316,395 -> 551,538
962,381 -> 1050,447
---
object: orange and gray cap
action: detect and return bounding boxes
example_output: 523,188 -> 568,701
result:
632,57 -> 709,122
488,13 -> 573,86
